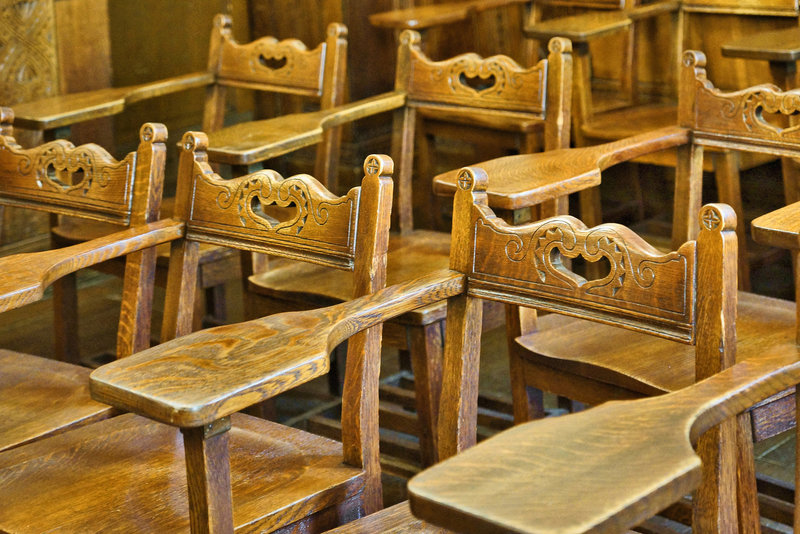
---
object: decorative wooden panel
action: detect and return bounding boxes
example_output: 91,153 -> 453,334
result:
680,50 -> 800,156
402,31 -> 547,115
457,168 -> 698,342
0,0 -> 59,105
0,134 -> 136,224
181,132 -> 365,269
216,16 -> 330,97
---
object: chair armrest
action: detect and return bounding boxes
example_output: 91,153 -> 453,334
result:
408,346 -> 800,534
12,72 -> 214,131
369,0 -> 526,31
751,202 -> 800,250
90,269 -> 465,427
627,0 -> 680,20
0,218 -> 183,313
206,90 -> 407,166
433,126 -> 689,210
525,10 -> 631,42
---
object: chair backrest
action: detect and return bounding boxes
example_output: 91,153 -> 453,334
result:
162,130 -> 393,505
674,49 -> 800,248
0,107 -> 167,356
203,14 -> 347,180
451,164 -> 737,373
392,29 -> 572,232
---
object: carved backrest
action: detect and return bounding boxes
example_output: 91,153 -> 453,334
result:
392,30 -> 572,232
0,108 -> 165,228
204,14 -> 347,132
451,166 -> 737,349
397,30 -> 570,131
680,50 -> 800,157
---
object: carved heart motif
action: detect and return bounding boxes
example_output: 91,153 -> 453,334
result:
249,196 -> 298,226
548,248 -> 612,286
458,72 -> 497,93
45,165 -> 85,190
258,55 -> 287,71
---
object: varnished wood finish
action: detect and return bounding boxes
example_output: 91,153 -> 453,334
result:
207,91 -> 406,166
0,116 -> 170,452
433,126 -> 689,210
11,72 -> 214,130
722,27 -> 800,63
369,0 -> 527,31
408,348 -> 800,534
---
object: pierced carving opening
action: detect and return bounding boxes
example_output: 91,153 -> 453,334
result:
458,72 -> 497,92
554,249 -> 612,282
250,196 -> 297,225
45,165 -> 85,189
258,55 -> 287,70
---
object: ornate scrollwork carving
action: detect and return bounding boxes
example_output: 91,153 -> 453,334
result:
498,219 -> 657,298
202,170 -> 345,237
14,139 -> 117,195
433,54 -> 522,98
721,86 -> 800,137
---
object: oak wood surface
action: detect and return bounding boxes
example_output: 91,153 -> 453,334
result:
0,412 -> 365,533
11,72 -> 214,130
0,118 -> 170,452
206,91 -> 406,166
721,27 -> 800,62
525,9 -> 632,42
752,201 -> 800,250
433,126 -> 688,210
92,270 -> 464,428
408,347 -> 800,534
369,0 -> 527,30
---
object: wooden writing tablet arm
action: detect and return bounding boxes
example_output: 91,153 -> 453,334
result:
0,218 -> 183,314
89,269 -> 464,428
369,0 -> 527,32
11,72 -> 214,132
433,125 -> 689,211
205,90 -> 407,166
408,347 -> 800,534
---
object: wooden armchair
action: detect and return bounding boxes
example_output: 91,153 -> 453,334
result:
12,13 -> 348,184
493,52 -> 800,531
43,14 -> 349,357
0,133 -> 459,532
0,111 -> 180,452
246,29 -> 573,467
526,1 -> 791,291
408,347 -> 800,533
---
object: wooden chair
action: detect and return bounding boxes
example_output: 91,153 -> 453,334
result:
0,110 -> 179,452
246,29 -> 573,467
408,346 -> 800,534
525,0 -> 796,291
501,51 -> 800,531
39,13 -> 349,360
0,133 -> 450,532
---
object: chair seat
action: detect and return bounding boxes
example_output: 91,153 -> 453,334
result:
0,350 -> 112,452
516,291 -> 797,396
248,229 -> 452,325
0,412 -> 364,533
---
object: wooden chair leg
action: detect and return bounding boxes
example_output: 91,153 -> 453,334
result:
409,321 -> 444,467
52,271 -> 80,364
693,416 -> 738,532
506,304 -> 545,423
736,412 -> 761,534
714,151 -> 750,291
181,417 -> 234,534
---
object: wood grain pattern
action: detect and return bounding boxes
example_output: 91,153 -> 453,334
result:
433,126 -> 689,210
0,119 -> 170,452
0,412 -> 366,533
206,91 -> 406,166
11,72 -> 214,130
92,270 -> 464,427
369,0 -> 527,30
408,347 -> 800,534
